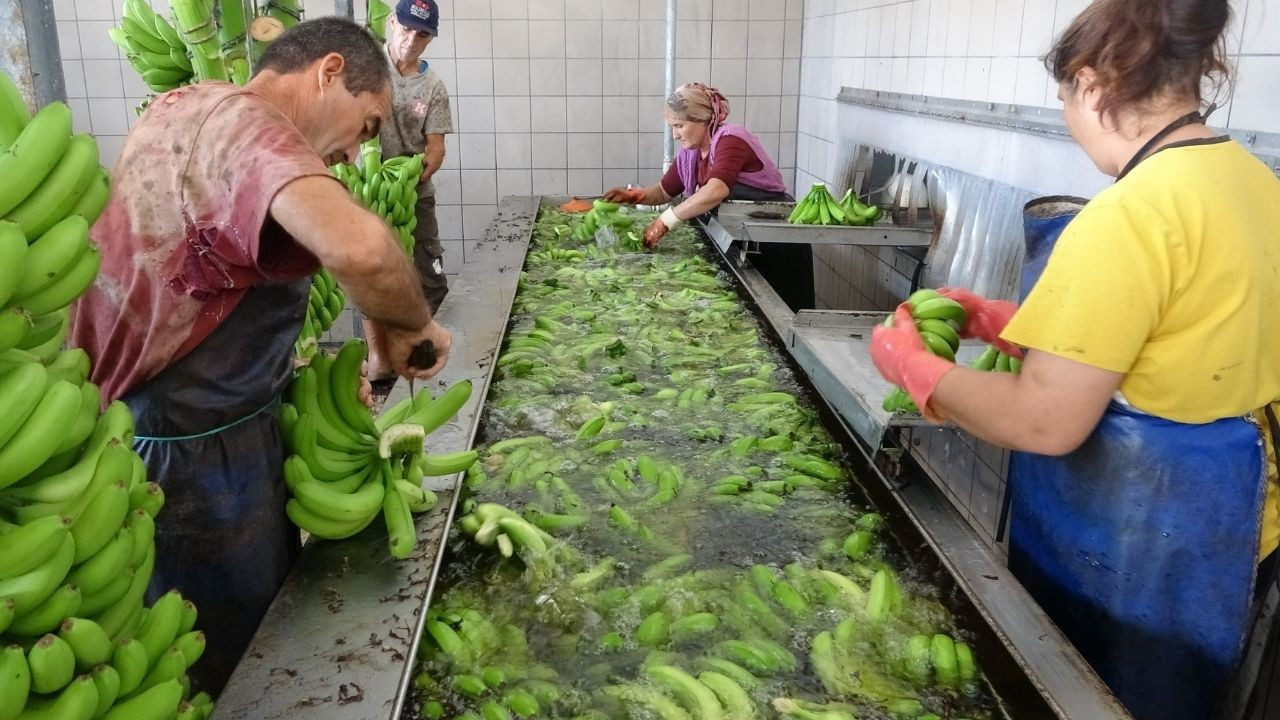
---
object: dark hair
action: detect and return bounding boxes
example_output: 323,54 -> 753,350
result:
255,17 -> 391,96
1045,0 -> 1231,121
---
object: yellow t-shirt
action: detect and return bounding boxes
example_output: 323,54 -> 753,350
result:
1002,139 -> 1280,556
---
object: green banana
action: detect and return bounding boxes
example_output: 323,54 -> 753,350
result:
26,634 -> 75,694
67,526 -> 134,595
645,664 -> 724,720
69,480 -> 130,564
8,583 -> 81,636
0,534 -> 74,615
65,168 -> 109,226
0,71 -> 29,146
383,461 -> 417,559
0,515 -> 71,579
0,102 -> 73,217
635,611 -> 669,647
15,215 -> 89,300
329,339 -> 379,436
16,672 -> 98,720
17,243 -> 100,318
0,361 -> 49,451
402,379 -> 472,433
110,637 -> 147,696
696,671 -> 759,720
101,677 -> 182,720
58,617 -> 113,671
0,221 -> 27,309
91,664 -> 120,719
4,133 -> 99,239
911,296 -> 967,324
291,471 -> 384,523
419,449 -> 478,476
134,589 -> 183,667
0,644 -> 30,720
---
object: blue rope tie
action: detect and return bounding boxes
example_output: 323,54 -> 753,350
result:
133,397 -> 280,443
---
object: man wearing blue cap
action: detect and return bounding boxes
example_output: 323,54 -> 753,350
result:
367,0 -> 454,379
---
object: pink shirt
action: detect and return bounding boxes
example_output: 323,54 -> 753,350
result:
71,82 -> 332,404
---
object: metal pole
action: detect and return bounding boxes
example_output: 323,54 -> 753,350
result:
2,0 -> 66,107
662,0 -> 676,171
334,0 -> 354,20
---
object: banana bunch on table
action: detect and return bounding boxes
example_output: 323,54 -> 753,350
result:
788,182 -> 882,226
108,0 -> 196,93
281,339 -> 477,559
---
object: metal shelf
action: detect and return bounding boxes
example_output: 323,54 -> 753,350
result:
741,219 -> 932,247
786,310 -> 989,447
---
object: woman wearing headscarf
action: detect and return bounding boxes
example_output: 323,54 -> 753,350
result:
603,83 -> 790,249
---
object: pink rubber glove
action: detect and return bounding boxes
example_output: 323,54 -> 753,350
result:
870,304 -> 956,414
603,186 -> 647,204
937,287 -> 1024,358
642,218 -> 668,249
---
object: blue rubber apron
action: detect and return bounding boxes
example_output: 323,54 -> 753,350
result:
124,278 -> 309,696
1009,141 -> 1269,718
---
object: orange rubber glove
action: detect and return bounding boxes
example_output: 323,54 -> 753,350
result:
937,287 -> 1024,358
642,217 -> 668,249
870,304 -> 956,413
603,186 -> 647,204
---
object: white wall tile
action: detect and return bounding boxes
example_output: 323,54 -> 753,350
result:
750,0 -> 786,20
497,168 -> 533,197
496,132 -> 534,167
963,57 -> 990,101
532,132 -> 568,167
1012,55 -> 1049,106
461,169 -> 498,203
457,96 -> 496,132
87,97 -> 129,135
945,0 -> 972,56
67,98 -> 92,134
675,57 -> 711,84
491,0 -> 530,19
638,59 -> 666,94
677,21 -> 713,57
78,21 -> 120,59
532,168 -> 568,193
602,0 -> 639,20
441,134 -> 461,169
782,58 -> 800,95
602,59 -> 639,96
95,135 -> 126,168
988,57 -> 1018,104
428,58 -> 456,93
57,21 -> 81,60
1241,0 -> 1280,54
529,59 -> 568,94
437,205 -> 463,239
638,21 -> 666,59
1018,0 -> 1055,56
529,20 -> 567,57
678,0 -> 713,21
602,132 -> 638,167
967,0 -> 996,56
529,0 -> 565,19
566,58 -> 603,94
530,96 -> 568,131
462,205 -> 497,240
602,20 -> 640,58
780,95 -> 798,131
567,96 -> 603,131
1229,56 -> 1280,134
493,59 -> 531,95
567,168 -> 603,195
61,60 -> 86,99
1053,0 -> 1089,39
744,95 -> 781,132
638,131 -> 664,167
491,19 -> 531,57
459,133 -> 497,169
566,20 -> 603,58
711,58 -> 748,96
746,58 -> 784,96
52,0 -> 75,20
603,95 -> 639,132
494,96 -> 532,132
76,0 -> 115,21
434,169 -> 463,204
714,0 -> 748,20
453,0 -> 492,19
453,19 -> 494,57
565,0 -> 602,19
784,19 -> 803,58
601,168 -> 635,188
992,0 -> 1024,56
82,58 -> 123,98
923,57 -> 946,96
779,132 -> 796,170
455,59 -> 494,95
747,20 -> 785,58
712,20 -> 750,58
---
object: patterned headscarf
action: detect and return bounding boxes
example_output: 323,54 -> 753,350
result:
664,83 -> 730,134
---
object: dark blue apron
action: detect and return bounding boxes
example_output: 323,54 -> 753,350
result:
1009,193 -> 1269,720
124,279 -> 309,696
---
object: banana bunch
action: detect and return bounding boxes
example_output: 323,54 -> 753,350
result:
294,268 -> 345,360
108,0 -> 196,93
788,182 -> 881,226
454,502 -> 566,570
881,288 -> 968,414
331,142 -> 424,253
280,339 -> 475,559
969,344 -> 1022,374
570,199 -> 640,248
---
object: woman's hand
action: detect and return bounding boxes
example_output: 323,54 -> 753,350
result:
603,186 -> 648,204
938,287 -> 1023,357
869,304 -> 956,419
643,218 -> 668,249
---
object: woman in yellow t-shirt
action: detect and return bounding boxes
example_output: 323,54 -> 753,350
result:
869,1 -> 1280,718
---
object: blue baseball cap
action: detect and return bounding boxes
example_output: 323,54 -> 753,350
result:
395,0 -> 439,36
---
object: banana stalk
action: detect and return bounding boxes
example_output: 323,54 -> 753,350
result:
366,0 -> 390,42
217,0 -> 252,85
172,0 -> 229,83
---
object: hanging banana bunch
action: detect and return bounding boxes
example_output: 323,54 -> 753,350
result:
109,0 -> 195,93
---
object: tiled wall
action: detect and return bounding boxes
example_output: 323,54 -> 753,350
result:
795,0 -> 1280,190
52,0 -> 807,274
